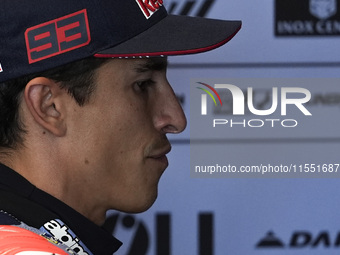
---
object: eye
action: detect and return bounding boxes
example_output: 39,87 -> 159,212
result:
134,79 -> 155,92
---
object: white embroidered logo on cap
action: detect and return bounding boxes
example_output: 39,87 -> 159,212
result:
135,0 -> 163,19
0,63 -> 3,73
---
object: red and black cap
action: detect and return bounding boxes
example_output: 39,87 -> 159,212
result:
0,0 -> 241,83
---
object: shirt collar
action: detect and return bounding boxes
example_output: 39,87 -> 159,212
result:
0,163 -> 122,254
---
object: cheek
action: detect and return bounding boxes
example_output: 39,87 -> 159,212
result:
93,109 -> 151,164
84,92 -> 156,166
111,103 -> 153,140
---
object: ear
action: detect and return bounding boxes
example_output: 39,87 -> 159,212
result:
24,77 -> 67,136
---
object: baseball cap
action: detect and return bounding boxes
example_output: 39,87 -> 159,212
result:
0,0 -> 241,83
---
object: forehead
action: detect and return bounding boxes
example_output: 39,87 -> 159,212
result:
93,57 -> 168,84
133,57 -> 168,72
100,57 -> 168,72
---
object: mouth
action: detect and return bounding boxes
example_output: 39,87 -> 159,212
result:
148,145 -> 172,167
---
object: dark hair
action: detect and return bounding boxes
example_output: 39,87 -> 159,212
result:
0,57 -> 109,150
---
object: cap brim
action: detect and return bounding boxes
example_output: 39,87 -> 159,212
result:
94,15 -> 241,58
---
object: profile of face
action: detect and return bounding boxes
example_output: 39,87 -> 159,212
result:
65,57 -> 186,215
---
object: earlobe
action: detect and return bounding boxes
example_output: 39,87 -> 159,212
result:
24,77 -> 67,136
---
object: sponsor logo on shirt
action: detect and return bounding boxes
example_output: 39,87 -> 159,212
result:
41,219 -> 92,255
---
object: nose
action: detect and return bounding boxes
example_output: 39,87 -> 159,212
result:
153,81 -> 187,134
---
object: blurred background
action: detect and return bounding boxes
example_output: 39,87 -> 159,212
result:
105,0 -> 340,254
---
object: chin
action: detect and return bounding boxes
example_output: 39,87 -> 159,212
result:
122,193 -> 158,213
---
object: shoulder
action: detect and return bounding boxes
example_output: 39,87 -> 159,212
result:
0,225 -> 71,254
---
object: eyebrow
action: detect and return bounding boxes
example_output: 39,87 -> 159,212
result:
134,57 -> 168,73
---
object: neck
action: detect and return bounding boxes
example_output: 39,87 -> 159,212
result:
1,146 -> 108,226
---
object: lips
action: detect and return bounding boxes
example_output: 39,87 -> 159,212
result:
153,154 -> 169,166
150,145 -> 171,158
148,145 -> 172,166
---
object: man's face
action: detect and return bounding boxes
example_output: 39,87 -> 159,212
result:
66,57 -> 186,214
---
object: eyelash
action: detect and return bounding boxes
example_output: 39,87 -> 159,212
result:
135,79 -> 155,92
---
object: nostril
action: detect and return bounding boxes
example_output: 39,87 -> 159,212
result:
162,125 -> 179,134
